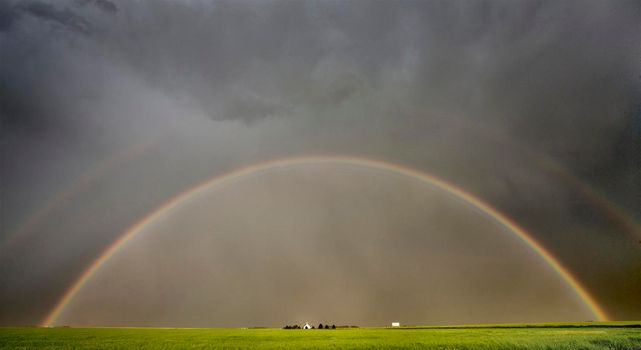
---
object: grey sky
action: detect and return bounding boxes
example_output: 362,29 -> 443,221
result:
1,0 -> 640,326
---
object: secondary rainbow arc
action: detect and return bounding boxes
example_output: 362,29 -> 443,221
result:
0,135 -> 163,260
42,156 -> 610,326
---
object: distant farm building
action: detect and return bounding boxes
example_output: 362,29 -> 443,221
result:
392,322 -> 400,327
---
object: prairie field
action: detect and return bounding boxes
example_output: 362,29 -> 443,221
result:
1,322 -> 640,349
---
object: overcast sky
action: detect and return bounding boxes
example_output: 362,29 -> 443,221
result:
1,0 -> 640,327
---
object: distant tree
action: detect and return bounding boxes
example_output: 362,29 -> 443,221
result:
324,325 -> 329,329
311,326 -> 315,329
283,325 -> 290,329
318,323 -> 323,329
332,325 -> 336,329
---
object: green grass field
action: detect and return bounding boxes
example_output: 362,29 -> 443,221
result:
1,322 -> 640,349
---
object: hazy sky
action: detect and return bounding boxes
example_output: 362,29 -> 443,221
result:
1,0 -> 640,327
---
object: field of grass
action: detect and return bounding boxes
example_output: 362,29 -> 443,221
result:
1,322 -> 640,349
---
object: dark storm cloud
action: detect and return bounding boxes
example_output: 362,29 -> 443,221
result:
0,0 -> 118,132
76,0 -> 118,13
68,0 -> 639,173
1,0 -> 641,326
3,0 -> 639,141
0,0 -> 117,32
16,1 -> 90,33
0,1 -> 18,31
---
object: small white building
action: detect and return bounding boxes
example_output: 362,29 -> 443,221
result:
303,322 -> 311,329
392,322 -> 400,327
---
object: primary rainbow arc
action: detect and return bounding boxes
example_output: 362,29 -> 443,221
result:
42,156 -> 610,326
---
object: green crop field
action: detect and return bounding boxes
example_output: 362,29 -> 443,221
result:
1,322 -> 640,349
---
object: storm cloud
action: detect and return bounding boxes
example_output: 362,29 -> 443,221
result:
1,0 -> 640,326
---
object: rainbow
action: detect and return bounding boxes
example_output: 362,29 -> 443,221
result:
443,117 -> 641,242
0,135 -> 162,260
41,156 -> 610,326
537,157 -> 641,242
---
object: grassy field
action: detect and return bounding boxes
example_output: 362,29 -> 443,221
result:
1,322 -> 640,349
